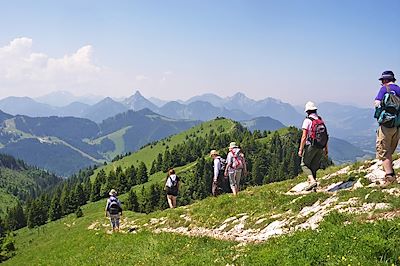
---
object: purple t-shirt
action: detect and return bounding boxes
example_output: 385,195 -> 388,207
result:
375,83 -> 400,101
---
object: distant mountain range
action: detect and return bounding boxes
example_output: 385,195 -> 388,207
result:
35,91 -> 104,106
241,117 -> 286,132
0,90 -> 378,161
0,91 -> 304,125
0,109 -> 199,176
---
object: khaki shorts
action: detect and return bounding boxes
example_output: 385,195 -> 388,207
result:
228,169 -> 242,187
376,126 -> 400,160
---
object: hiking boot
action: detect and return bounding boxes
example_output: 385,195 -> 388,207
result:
381,174 -> 397,188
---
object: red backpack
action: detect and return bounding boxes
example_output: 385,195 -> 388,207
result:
308,116 -> 329,149
230,148 -> 245,169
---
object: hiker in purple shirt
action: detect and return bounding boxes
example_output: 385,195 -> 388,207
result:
374,70 -> 400,186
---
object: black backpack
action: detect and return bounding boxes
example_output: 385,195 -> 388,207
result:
308,116 -> 329,149
108,198 -> 121,215
375,86 -> 400,128
167,176 -> 179,194
217,157 -> 226,177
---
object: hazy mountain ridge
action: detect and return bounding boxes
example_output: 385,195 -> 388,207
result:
0,109 -> 199,176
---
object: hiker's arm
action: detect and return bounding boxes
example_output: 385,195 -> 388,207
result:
374,100 -> 381,108
324,142 -> 328,156
298,129 -> 308,157
213,159 -> 219,182
243,157 -> 248,176
224,161 -> 231,176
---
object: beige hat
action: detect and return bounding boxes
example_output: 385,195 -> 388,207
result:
109,189 -> 117,196
229,142 -> 238,149
210,150 -> 219,156
304,101 -> 317,112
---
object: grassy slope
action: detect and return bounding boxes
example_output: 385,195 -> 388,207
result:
86,126 -> 131,161
5,121 -> 400,265
6,160 -> 400,266
91,119 -> 236,179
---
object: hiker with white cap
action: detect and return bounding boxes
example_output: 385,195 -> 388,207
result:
105,189 -> 122,232
374,71 -> 400,186
210,150 -> 225,196
224,142 -> 247,196
298,101 -> 329,190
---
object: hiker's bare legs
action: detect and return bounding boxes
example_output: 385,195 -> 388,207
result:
167,195 -> 173,208
231,185 -> 238,196
382,156 -> 394,175
167,195 -> 177,208
172,196 -> 177,208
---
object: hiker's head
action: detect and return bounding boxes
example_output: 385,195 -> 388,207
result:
379,70 -> 396,84
304,101 -> 317,114
210,150 -> 219,158
229,142 -> 238,150
109,189 -> 117,196
168,169 -> 175,176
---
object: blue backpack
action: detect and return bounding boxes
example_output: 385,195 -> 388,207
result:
375,86 -> 400,128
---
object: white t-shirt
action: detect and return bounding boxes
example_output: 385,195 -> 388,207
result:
301,113 -> 319,145
213,157 -> 221,179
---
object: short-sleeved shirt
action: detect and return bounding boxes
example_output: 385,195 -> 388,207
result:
375,83 -> 400,101
226,148 -> 244,172
165,174 -> 179,188
301,113 -> 319,145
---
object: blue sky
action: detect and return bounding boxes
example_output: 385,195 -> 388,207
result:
0,0 -> 399,106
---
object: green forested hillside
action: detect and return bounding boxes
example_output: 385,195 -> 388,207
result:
5,158 -> 400,265
5,118 -> 399,265
0,109 -> 199,176
0,154 -> 62,216
91,118 -> 237,177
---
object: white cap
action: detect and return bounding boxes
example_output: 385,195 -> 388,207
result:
304,101 -> 317,112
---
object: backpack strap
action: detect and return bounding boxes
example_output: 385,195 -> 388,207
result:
386,85 -> 391,93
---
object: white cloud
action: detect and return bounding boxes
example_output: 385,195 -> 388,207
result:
0,37 -> 105,97
135,75 -> 149,81
160,70 -> 173,83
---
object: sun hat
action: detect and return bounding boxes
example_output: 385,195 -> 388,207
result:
304,101 -> 318,112
379,70 -> 396,81
229,142 -> 238,149
210,150 -> 219,156
109,189 -> 117,196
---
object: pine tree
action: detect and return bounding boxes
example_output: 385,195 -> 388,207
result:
60,184 -> 71,215
126,165 -> 137,188
149,160 -> 157,175
116,172 -> 128,194
48,194 -> 62,221
5,200 -> 26,231
74,183 -> 86,206
137,162 -> 148,184
27,199 -> 46,228
90,175 -> 102,202
162,150 -> 172,172
126,188 -> 139,212
156,153 -> 163,172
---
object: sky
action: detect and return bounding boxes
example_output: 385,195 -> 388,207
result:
0,0 -> 399,107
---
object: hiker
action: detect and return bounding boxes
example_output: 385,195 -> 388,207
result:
298,101 -> 329,190
105,189 -> 122,232
210,150 -> 225,196
165,169 -> 180,208
224,142 -> 247,196
374,70 -> 400,186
